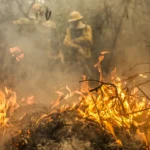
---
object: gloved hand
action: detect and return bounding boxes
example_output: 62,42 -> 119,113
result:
78,47 -> 85,56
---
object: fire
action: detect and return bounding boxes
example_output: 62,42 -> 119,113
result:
8,50 -> 146,148
77,72 -> 148,137
49,52 -> 150,147
0,87 -> 19,135
72,54 -> 150,146
50,75 -> 148,144
80,75 -> 89,93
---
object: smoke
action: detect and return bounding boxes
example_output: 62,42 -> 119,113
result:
48,0 -> 150,74
59,137 -> 91,150
0,0 -> 150,149
0,0 -> 150,103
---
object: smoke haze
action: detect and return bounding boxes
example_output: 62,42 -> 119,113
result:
0,0 -> 150,103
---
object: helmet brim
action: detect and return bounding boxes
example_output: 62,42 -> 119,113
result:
69,16 -> 83,22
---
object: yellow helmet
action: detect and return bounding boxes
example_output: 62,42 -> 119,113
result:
42,20 -> 56,29
69,11 -> 83,22
32,3 -> 41,12
13,18 -> 30,25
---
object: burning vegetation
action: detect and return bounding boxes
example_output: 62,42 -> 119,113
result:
0,53 -> 150,150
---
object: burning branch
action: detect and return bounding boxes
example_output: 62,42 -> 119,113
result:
91,96 -> 102,128
80,79 -> 126,114
127,107 -> 150,115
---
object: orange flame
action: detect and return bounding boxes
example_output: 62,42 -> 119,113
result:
0,87 -> 19,135
48,53 -> 149,146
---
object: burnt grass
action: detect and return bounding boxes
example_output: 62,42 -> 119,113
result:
3,105 -> 148,150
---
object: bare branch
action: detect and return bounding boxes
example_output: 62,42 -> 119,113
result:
123,63 -> 150,73
137,86 -> 150,100
15,0 -> 32,18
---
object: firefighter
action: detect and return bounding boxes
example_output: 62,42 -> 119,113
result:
32,5 -> 61,70
12,17 -> 35,74
13,4 -> 61,74
29,3 -> 63,74
30,3 -> 51,21
40,20 -> 63,72
30,3 -> 44,20
63,11 -> 93,76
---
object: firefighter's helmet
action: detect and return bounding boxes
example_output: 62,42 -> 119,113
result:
13,18 -> 30,25
31,3 -> 42,13
69,11 -> 83,22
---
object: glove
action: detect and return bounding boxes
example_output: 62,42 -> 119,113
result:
78,47 -> 85,56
